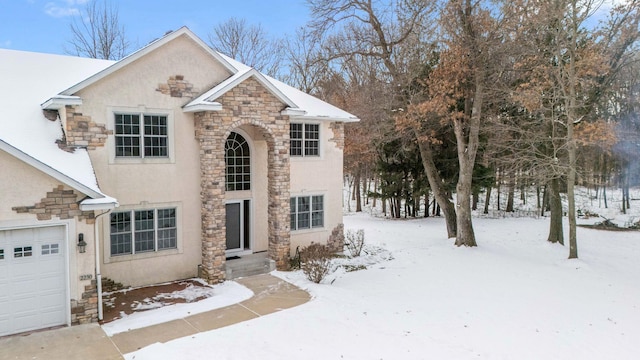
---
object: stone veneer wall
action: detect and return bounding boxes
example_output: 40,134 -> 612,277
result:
12,185 -> 96,223
156,75 -> 198,98
329,121 -> 345,150
194,77 -> 291,284
70,280 -> 98,325
327,223 -> 345,252
63,105 -> 112,150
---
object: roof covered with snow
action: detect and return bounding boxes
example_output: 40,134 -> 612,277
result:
186,50 -> 360,122
0,27 -> 357,205
0,48 -> 115,201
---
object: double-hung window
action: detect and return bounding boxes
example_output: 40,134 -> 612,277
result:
290,123 -> 319,156
110,208 -> 177,256
290,195 -> 324,230
115,113 -> 168,157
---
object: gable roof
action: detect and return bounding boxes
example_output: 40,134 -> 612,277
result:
60,27 -> 237,96
185,52 -> 360,122
0,48 -> 116,207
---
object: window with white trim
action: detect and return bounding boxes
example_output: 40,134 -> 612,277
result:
110,208 -> 177,256
290,195 -> 324,230
225,132 -> 251,191
115,113 -> 168,157
290,123 -> 319,156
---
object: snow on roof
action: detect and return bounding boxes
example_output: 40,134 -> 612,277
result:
186,52 -> 360,122
0,48 -> 116,200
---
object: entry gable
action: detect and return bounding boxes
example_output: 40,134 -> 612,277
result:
183,68 -> 298,113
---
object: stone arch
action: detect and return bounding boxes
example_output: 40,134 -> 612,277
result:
224,119 -> 290,273
194,95 -> 291,284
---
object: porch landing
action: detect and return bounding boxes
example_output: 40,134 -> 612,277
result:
225,252 -> 276,279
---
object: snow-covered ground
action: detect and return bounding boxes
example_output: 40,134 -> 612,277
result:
122,188 -> 640,360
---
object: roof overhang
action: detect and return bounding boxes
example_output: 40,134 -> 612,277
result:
182,102 -> 223,113
288,115 -> 361,123
41,95 -> 82,110
79,197 -> 119,211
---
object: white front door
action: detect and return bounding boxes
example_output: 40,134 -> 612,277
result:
0,226 -> 68,336
225,200 -> 251,255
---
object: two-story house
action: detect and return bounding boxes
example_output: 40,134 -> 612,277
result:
0,27 -> 358,337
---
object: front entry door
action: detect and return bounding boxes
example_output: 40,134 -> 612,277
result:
225,200 -> 250,254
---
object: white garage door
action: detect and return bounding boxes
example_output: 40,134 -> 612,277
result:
0,226 -> 67,337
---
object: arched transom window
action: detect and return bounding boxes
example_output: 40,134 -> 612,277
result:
225,132 -> 250,191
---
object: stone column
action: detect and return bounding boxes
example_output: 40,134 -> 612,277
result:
267,136 -> 291,270
194,112 -> 227,283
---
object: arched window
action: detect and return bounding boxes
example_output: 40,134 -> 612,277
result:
225,132 -> 250,191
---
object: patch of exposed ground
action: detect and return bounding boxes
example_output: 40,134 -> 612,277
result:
101,279 -> 212,324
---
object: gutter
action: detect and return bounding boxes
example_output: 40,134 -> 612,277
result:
80,200 -> 117,322
93,210 -> 112,321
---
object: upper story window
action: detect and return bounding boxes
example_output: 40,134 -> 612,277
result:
290,123 -> 319,157
225,132 -> 250,191
115,113 -> 168,158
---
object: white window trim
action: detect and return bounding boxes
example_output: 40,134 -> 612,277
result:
103,202 -> 183,263
107,106 -> 176,164
290,121 -> 323,159
290,194 -> 325,232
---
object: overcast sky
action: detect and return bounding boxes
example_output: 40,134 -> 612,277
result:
0,0 -> 310,55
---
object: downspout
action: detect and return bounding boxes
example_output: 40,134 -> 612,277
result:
94,210 -> 111,321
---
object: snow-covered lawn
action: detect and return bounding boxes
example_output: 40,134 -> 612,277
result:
124,212 -> 640,360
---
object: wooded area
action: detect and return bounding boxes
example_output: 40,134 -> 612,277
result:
66,0 -> 640,259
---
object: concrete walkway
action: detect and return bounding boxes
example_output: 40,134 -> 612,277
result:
0,274 -> 310,360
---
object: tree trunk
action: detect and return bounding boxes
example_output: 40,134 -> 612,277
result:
354,168 -> 362,213
382,198 -> 387,216
506,172 -> 515,212
452,67 -> 484,247
483,186 -> 491,214
547,178 -> 564,245
417,139 -> 457,238
472,191 -> 479,211
372,177 -> 377,208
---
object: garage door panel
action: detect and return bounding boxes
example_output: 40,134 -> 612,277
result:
0,226 -> 68,336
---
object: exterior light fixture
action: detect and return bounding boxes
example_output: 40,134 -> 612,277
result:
78,233 -> 87,253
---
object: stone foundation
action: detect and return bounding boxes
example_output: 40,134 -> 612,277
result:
327,223 -> 345,252
70,280 -> 98,325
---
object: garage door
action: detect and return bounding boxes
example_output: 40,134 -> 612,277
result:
0,226 -> 67,337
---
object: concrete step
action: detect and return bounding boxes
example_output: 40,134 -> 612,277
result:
225,253 -> 275,279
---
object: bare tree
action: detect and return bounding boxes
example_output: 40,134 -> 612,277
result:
65,0 -> 129,60
282,27 -> 328,93
208,17 -> 284,78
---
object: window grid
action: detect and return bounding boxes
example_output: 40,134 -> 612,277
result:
110,208 -> 177,256
225,132 -> 251,191
290,195 -> 324,231
41,243 -> 60,256
157,208 -> 177,250
14,246 -> 33,258
115,113 -> 168,158
290,123 -> 319,157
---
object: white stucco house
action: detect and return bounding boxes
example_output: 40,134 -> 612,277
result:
0,27 -> 358,337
